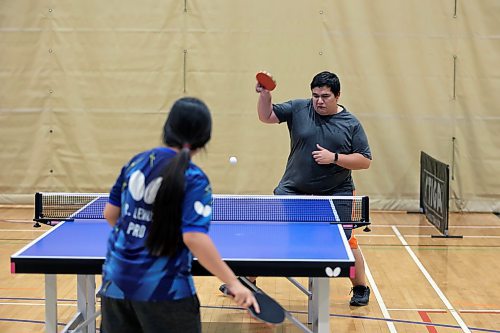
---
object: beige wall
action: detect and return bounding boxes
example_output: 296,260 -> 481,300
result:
0,1 -> 499,211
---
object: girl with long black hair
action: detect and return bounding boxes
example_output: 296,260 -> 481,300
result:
101,97 -> 258,333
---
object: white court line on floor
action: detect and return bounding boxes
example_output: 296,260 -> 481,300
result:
364,256 -> 398,333
0,302 -> 76,307
453,235 -> 500,239
459,309 -> 500,313
376,225 -> 500,229
387,308 -> 447,312
392,226 -> 472,333
1,229 -> 45,232
448,226 -> 500,229
2,219 -> 33,222
356,234 -> 500,239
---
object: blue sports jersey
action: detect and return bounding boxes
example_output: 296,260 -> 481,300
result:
100,147 -> 212,301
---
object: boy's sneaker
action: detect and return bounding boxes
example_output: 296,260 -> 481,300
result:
219,278 -> 257,295
349,285 -> 370,306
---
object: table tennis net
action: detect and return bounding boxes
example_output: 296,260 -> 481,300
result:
34,192 -> 369,224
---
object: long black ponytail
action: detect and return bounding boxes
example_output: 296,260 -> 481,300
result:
147,97 -> 212,256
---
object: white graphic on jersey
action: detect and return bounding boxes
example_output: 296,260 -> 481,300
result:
194,201 -> 212,217
128,170 -> 162,204
127,222 -> 146,238
128,170 -> 145,201
144,177 -> 163,204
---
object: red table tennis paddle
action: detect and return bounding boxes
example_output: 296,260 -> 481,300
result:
226,277 -> 285,325
256,71 -> 277,91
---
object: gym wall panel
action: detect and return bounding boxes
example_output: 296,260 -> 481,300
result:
0,0 -> 498,211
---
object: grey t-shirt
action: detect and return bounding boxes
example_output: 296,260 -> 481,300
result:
273,99 -> 372,195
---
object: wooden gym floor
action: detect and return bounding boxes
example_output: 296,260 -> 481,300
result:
1,206 -> 499,332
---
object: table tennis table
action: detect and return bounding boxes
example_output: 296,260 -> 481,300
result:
11,193 -> 370,333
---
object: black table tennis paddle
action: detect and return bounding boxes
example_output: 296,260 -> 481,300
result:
227,277 -> 285,325
248,291 -> 285,324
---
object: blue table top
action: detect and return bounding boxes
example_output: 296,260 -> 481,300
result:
12,219 -> 354,277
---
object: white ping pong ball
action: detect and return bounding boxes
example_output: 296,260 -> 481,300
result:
229,156 -> 238,165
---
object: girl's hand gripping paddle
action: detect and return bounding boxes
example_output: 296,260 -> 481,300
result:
237,277 -> 285,325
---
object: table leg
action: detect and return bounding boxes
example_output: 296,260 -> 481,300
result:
45,274 -> 57,333
62,275 -> 97,333
77,275 -> 87,328
85,275 -> 96,333
311,277 -> 330,333
308,278 -> 316,324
